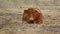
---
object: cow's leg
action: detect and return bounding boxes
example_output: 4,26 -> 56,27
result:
38,20 -> 43,24
22,17 -> 26,24
35,20 -> 43,24
22,19 -> 27,24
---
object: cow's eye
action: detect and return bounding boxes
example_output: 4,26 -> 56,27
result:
24,10 -> 27,12
35,10 -> 38,12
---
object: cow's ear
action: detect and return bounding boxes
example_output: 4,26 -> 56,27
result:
35,10 -> 41,13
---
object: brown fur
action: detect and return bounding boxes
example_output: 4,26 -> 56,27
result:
22,8 -> 44,24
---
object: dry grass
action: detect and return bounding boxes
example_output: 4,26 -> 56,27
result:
0,0 -> 60,34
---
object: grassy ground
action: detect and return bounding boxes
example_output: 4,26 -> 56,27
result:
0,0 -> 60,34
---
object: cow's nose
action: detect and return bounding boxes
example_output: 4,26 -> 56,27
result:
29,17 -> 34,20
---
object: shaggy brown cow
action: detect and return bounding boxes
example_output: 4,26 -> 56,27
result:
22,8 -> 44,24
